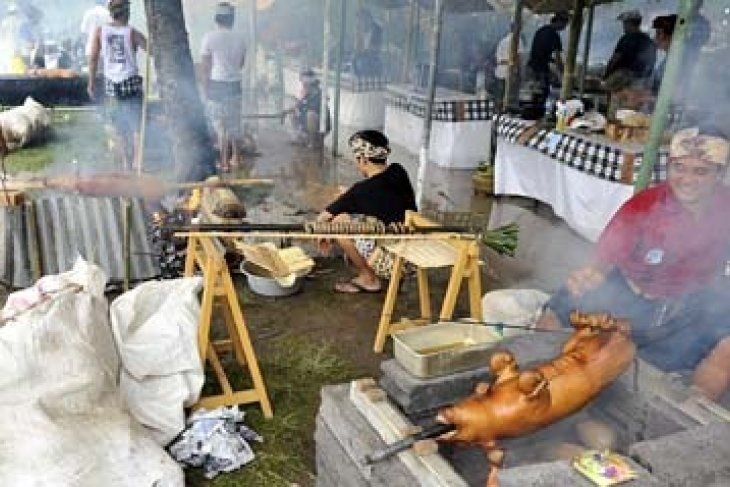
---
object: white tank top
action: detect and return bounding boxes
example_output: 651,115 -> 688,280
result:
100,24 -> 138,83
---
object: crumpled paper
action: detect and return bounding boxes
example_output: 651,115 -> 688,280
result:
168,406 -> 263,479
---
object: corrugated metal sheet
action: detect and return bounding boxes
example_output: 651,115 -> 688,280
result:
0,196 -> 158,288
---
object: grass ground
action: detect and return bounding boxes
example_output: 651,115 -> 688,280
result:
3,110 -> 110,175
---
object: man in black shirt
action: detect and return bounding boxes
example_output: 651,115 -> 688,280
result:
527,11 -> 569,101
604,10 -> 656,92
318,130 -> 416,293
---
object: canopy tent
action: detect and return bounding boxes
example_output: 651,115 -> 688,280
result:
522,0 -> 618,15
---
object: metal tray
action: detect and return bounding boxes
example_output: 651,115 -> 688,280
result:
393,322 -> 502,379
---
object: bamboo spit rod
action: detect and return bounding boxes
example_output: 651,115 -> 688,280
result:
2,175 -> 274,193
175,231 -> 476,241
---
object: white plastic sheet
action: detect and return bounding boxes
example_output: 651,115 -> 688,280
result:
0,259 -> 184,487
110,278 -> 205,445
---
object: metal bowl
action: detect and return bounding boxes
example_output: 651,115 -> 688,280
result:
240,262 -> 303,297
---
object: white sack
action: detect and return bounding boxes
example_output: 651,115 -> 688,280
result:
0,259 -> 184,486
0,96 -> 51,151
482,289 -> 550,337
110,277 -> 205,445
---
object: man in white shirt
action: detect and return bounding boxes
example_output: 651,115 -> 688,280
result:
81,0 -> 111,58
494,25 -> 526,109
200,2 -> 247,172
87,0 -> 147,171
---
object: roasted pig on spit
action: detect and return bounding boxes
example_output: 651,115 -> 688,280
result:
437,311 -> 636,486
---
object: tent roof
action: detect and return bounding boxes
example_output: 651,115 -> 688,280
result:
372,0 -> 495,13
523,0 -> 620,15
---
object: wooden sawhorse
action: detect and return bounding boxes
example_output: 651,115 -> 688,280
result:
373,211 -> 483,353
184,234 -> 273,417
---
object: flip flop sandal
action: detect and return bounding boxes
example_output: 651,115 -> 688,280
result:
334,280 -> 382,294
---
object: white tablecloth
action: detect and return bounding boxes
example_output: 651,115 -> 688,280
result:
384,107 -> 491,169
495,140 -> 634,242
384,84 -> 493,169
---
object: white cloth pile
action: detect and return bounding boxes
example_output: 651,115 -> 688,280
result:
0,259 -> 208,486
0,97 -> 51,152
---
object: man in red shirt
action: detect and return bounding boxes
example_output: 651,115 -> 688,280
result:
538,128 -> 730,400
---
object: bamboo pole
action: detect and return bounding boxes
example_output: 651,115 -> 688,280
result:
403,0 -> 416,83
560,0 -> 585,101
321,0 -> 331,137
578,3 -> 595,98
137,30 -> 152,176
123,198 -> 132,291
415,0 -> 444,207
249,0 -> 258,131
504,0 -> 524,109
635,0 -> 700,192
332,0 -> 347,158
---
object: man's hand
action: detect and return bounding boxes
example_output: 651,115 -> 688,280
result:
566,265 -> 607,298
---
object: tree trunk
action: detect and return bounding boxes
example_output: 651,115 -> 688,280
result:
144,0 -> 214,182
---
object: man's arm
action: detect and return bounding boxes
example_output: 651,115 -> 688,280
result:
605,52 -> 622,78
133,29 -> 148,52
553,50 -> 564,74
87,27 -> 102,98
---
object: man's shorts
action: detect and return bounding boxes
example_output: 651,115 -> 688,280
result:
545,269 -> 730,371
105,95 -> 143,138
207,81 -> 243,137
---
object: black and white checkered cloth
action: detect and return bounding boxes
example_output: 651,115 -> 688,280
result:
497,115 -> 668,184
386,88 -> 495,122
322,72 -> 388,92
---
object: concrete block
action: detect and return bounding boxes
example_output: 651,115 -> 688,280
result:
316,384 -> 416,487
498,459 -> 664,487
315,417 -> 370,487
379,359 -> 491,415
629,422 -> 730,487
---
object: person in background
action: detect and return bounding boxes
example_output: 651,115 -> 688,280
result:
651,14 -> 678,95
352,8 -> 383,78
81,0 -> 111,60
494,24 -> 527,109
289,68 -> 327,148
603,10 -> 656,92
526,11 -> 570,103
317,130 -> 416,294
87,0 -> 147,171
200,2 -> 246,172
537,127 -> 730,402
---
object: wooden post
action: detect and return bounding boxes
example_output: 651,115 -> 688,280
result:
321,0 -> 331,137
635,0 -> 699,192
402,0 -> 416,83
504,0 -> 524,108
560,0 -> 585,101
249,0 -> 258,131
578,3 -> 595,97
332,0 -> 347,157
123,198 -> 132,291
415,0 -> 444,207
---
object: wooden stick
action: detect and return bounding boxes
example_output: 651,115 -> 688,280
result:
175,231 -> 477,241
170,178 -> 274,190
